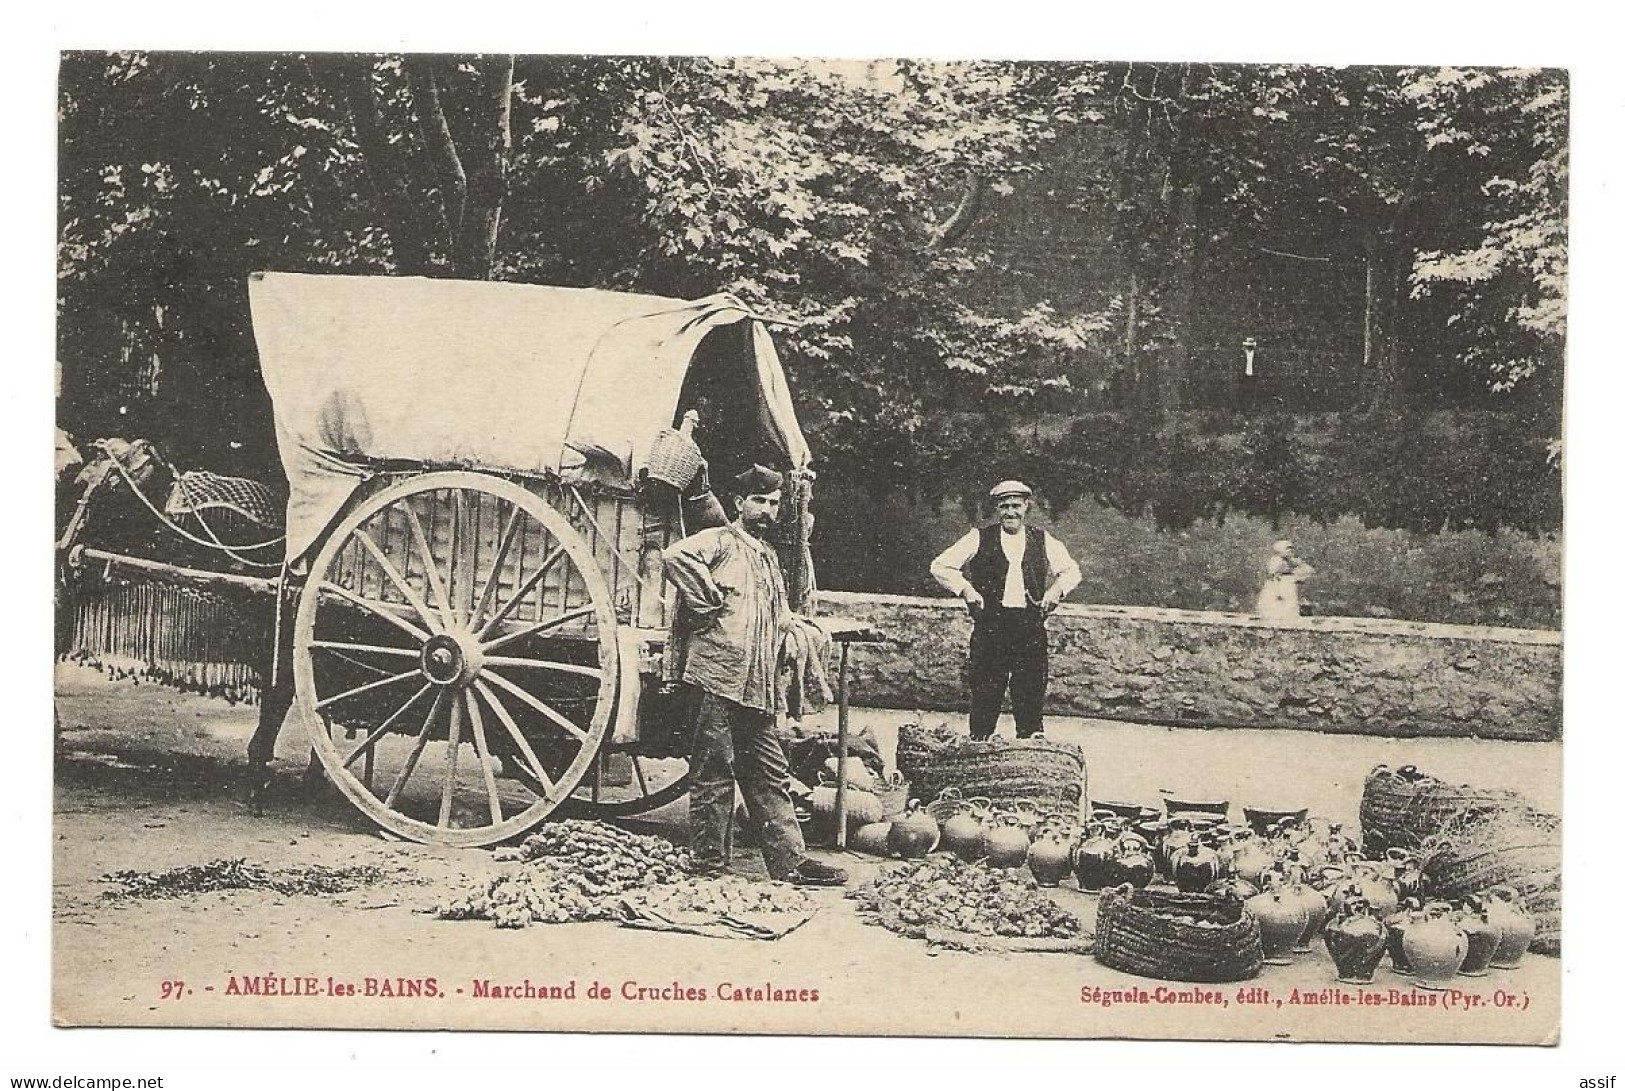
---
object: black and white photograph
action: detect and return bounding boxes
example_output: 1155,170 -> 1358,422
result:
44,41 -> 1580,1054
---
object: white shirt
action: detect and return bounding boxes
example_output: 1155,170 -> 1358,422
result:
930,527 -> 1082,608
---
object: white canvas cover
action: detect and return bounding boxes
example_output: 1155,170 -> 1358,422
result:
248,272 -> 811,562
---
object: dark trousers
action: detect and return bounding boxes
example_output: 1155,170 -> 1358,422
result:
687,688 -> 806,879
967,606 -> 1048,740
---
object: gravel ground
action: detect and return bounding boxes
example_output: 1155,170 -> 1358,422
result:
51,662 -> 1558,1042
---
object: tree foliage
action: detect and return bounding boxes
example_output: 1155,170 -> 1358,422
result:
57,53 -> 1567,509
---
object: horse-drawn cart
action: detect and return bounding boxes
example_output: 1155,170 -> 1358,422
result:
62,272 -> 878,847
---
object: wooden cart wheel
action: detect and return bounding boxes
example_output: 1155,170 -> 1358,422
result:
565,756 -> 690,818
292,471 -> 619,846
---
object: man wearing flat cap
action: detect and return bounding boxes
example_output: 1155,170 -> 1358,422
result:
930,480 -> 1082,739
661,464 -> 847,887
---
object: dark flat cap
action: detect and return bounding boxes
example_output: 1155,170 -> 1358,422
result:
730,464 -> 784,496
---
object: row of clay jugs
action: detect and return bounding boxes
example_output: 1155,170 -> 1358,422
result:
1483,885 -> 1537,969
1323,896 -> 1388,984
1027,813 -> 1079,887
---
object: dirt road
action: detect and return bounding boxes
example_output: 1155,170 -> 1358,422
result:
51,663 -> 1558,1042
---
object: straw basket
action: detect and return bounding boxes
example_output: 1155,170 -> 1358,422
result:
1094,886 -> 1263,983
1359,764 -> 1521,855
645,412 -> 704,490
1422,805 -> 1562,956
894,722 -> 1086,817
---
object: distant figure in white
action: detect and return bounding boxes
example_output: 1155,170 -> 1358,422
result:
1256,539 -> 1314,620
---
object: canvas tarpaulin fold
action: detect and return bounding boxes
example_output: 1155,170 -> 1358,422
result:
248,272 -> 811,563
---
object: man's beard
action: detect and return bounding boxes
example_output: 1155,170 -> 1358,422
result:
743,514 -> 774,536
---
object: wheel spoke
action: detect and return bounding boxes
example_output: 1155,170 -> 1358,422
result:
402,502 -> 455,629
469,502 -> 525,633
385,689 -> 447,808
438,690 -> 464,827
482,655 -> 603,681
631,754 -> 651,799
477,544 -> 564,638
318,581 -> 431,643
341,683 -> 433,770
482,605 -> 596,654
355,529 -> 442,633
314,668 -> 420,712
312,640 -> 421,659
449,489 -> 467,626
483,668 -> 591,744
462,690 -> 505,825
472,680 -> 555,796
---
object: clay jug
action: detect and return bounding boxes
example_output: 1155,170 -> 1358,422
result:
1173,838 -> 1223,894
850,821 -> 893,857
1385,848 -> 1425,905
1160,817 -> 1195,877
1456,897 -> 1503,977
938,797 -> 989,863
1027,826 -> 1075,887
1246,879 -> 1309,965
985,813 -> 1032,870
1484,886 -> 1537,970
1322,822 -> 1359,863
1230,830 -> 1277,888
1205,875 -> 1260,903
1384,899 -> 1423,975
887,800 -> 941,860
1286,872 -> 1332,953
1339,859 -> 1401,919
1403,902 -> 1468,990
1323,896 -> 1388,984
1113,833 -> 1156,889
1072,822 -> 1119,892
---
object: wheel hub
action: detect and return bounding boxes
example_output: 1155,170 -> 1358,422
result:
420,631 -> 483,686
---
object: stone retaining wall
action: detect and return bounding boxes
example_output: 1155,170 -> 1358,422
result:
814,591 -> 1562,741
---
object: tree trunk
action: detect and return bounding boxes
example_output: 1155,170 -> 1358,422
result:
333,58 -> 435,273
403,56 -> 467,263
1362,233 -> 1404,410
1123,268 -> 1141,407
451,55 -> 515,278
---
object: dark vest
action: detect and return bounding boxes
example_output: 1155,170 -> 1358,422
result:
963,525 -> 1049,606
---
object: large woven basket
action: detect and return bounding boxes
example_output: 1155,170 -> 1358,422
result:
1422,804 -> 1562,956
1359,764 -> 1521,855
895,721 -> 1086,817
1094,887 -> 1263,983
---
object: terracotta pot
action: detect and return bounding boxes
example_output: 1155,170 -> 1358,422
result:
985,816 -> 1031,870
1113,833 -> 1156,890
1386,848 -> 1425,905
1403,903 -> 1468,990
1456,898 -> 1503,978
1246,885 -> 1308,965
1173,839 -> 1222,894
1289,879 -> 1332,954
850,821 -> 893,857
1323,897 -> 1389,984
1484,886 -> 1537,970
1027,829 -> 1074,887
1205,876 -> 1260,902
1384,900 -> 1423,974
938,800 -> 988,863
886,801 -> 940,860
1072,822 -> 1119,892
1160,817 -> 1195,876
1230,831 -> 1277,888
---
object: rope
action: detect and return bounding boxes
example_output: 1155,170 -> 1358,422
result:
100,444 -> 285,568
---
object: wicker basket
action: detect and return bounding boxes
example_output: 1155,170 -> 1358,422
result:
645,412 -> 704,489
871,771 -> 912,821
1422,804 -> 1562,956
894,721 -> 1087,817
1094,886 -> 1263,983
1359,764 -> 1521,855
